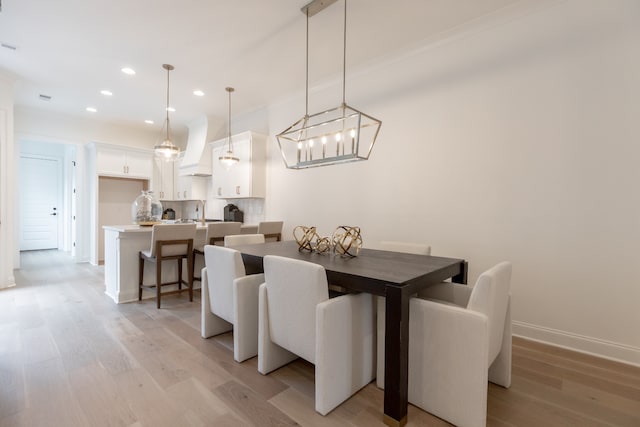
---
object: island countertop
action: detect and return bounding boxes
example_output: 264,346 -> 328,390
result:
103,223 -> 258,233
102,223 -> 208,233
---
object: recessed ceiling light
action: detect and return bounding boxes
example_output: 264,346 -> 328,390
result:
100,90 -> 113,96
86,107 -> 97,113
193,90 -> 205,97
121,67 -> 136,75
144,120 -> 154,124
166,107 -> 176,112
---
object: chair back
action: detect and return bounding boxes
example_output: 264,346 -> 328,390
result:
467,261 -> 512,364
257,221 -> 283,242
263,255 -> 329,363
225,233 -> 265,246
380,241 -> 431,255
150,223 -> 197,257
204,245 -> 246,322
206,222 -> 242,245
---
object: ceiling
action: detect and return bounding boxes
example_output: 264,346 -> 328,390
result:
0,0 -> 520,133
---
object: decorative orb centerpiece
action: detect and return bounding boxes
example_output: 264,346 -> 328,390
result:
314,236 -> 332,254
294,226 -> 318,252
332,226 -> 362,257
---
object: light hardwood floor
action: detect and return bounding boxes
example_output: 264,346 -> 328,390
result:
1,250 -> 639,426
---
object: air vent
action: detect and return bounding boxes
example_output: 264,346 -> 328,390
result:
39,94 -> 52,102
1,42 -> 17,51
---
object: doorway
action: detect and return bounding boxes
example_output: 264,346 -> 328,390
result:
17,140 -> 79,263
19,155 -> 61,250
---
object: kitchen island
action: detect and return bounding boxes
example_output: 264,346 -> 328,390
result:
103,223 -> 257,303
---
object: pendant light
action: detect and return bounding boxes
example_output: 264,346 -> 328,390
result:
219,86 -> 239,167
154,64 -> 180,161
276,0 -> 381,169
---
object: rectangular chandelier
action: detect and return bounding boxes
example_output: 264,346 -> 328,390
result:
276,0 -> 382,170
276,103 -> 381,169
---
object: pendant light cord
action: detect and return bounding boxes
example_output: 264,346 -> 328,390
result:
228,89 -> 232,151
342,0 -> 347,106
165,66 -> 170,140
305,8 -> 309,117
225,87 -> 235,153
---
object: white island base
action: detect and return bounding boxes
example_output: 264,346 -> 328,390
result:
103,223 -> 258,303
103,225 -> 208,303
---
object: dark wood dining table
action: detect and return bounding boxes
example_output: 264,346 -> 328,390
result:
232,240 -> 468,427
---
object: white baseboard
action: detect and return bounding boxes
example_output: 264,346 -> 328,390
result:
512,321 -> 640,368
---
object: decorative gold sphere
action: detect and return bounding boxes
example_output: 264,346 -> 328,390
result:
332,226 -> 362,257
293,225 -> 317,252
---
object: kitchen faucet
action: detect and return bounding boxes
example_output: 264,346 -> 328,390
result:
199,200 -> 206,225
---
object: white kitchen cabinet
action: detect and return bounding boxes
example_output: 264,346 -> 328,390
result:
153,157 -> 175,200
173,152 -> 208,200
153,153 -> 207,201
211,131 -> 266,199
175,173 -> 208,200
95,144 -> 153,178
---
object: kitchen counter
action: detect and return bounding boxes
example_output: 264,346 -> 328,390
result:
102,223 -> 258,303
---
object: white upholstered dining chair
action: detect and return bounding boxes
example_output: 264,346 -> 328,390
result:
379,241 -> 431,256
407,261 -> 512,427
224,233 -> 265,246
257,255 -> 376,415
257,221 -> 283,242
201,245 -> 265,362
376,240 -> 431,388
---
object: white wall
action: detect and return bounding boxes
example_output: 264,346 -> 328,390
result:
0,74 -> 16,288
258,0 -> 640,365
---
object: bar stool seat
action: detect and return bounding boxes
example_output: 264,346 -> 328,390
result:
139,223 -> 197,309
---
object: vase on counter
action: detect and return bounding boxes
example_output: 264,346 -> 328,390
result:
132,190 -> 163,225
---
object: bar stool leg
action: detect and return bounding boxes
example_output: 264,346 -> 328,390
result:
187,254 -> 194,302
156,258 -> 162,309
138,255 -> 144,301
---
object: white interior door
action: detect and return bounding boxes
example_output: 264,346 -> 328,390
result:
20,155 -> 60,250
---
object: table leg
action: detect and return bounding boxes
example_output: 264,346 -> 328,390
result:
383,286 -> 410,427
452,260 -> 468,284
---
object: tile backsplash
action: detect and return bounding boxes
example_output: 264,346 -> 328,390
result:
163,198 -> 265,225
232,199 -> 265,225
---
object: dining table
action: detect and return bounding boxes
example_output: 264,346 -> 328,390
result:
231,240 -> 468,427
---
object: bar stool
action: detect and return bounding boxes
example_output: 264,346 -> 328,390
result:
257,221 -> 283,242
193,222 -> 242,282
139,223 -> 197,309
